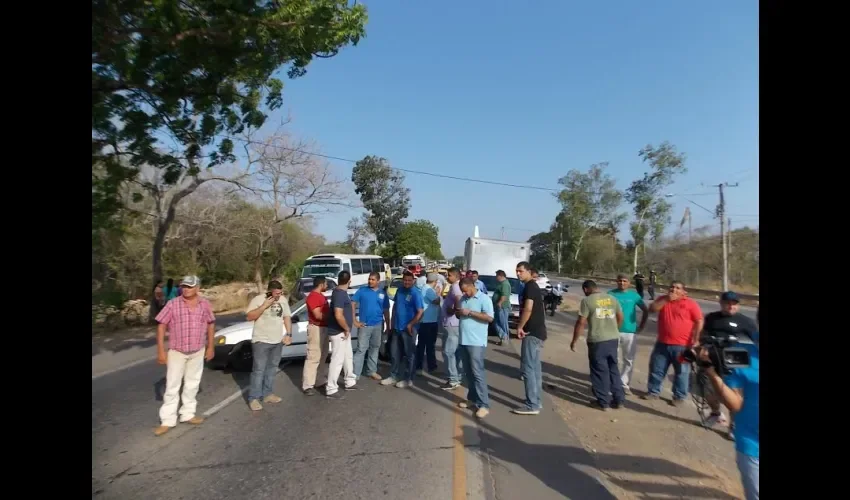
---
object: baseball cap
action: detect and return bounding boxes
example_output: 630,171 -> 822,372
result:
180,275 -> 201,287
720,291 -> 739,303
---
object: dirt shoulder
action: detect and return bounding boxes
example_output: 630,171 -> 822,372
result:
541,307 -> 744,499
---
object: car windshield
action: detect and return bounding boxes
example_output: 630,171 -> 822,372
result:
477,275 -> 521,295
301,258 -> 342,278
290,297 -> 307,316
390,279 -> 404,288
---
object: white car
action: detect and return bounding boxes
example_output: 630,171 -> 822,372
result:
209,287 -> 395,371
476,275 -> 521,328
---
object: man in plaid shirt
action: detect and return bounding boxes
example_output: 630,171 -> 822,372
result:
153,275 -> 216,436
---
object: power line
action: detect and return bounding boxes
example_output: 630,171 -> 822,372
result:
220,135 -> 561,192
219,134 -> 721,196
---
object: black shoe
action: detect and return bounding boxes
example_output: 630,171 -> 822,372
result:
303,388 -> 316,396
440,381 -> 461,390
344,384 -> 360,391
590,401 -> 610,412
326,391 -> 345,400
611,401 -> 623,409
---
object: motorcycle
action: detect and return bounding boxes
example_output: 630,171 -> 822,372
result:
544,283 -> 566,316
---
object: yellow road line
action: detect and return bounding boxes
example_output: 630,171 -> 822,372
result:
452,391 -> 467,500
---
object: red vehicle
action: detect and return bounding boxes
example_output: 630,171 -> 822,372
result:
402,255 -> 425,277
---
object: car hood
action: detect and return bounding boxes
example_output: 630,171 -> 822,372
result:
215,321 -> 253,339
487,291 -> 519,306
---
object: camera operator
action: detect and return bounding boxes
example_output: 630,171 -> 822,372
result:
699,292 -> 758,436
696,305 -> 759,500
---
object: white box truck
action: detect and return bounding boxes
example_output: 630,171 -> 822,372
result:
463,237 -> 531,278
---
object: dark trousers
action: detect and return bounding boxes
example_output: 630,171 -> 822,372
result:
587,338 -> 624,407
415,322 -> 438,372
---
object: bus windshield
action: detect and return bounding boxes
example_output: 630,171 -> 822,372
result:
302,258 -> 342,278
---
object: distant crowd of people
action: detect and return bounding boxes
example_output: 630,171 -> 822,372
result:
151,265 -> 758,500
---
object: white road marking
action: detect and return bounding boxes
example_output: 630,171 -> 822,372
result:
201,363 -> 290,418
92,356 -> 155,380
202,386 -> 250,417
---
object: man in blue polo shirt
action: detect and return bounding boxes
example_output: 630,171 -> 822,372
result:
352,272 -> 390,382
700,305 -> 759,500
456,277 -> 495,419
381,271 -> 424,388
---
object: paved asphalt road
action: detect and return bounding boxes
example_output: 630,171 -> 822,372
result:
92,289 -> 753,499
92,331 -> 615,499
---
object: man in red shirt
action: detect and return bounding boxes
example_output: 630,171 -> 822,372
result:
643,280 -> 704,406
301,276 -> 331,396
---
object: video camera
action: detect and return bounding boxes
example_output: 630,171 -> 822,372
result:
681,331 -> 752,375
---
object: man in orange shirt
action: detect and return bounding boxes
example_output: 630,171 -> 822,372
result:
642,281 -> 704,406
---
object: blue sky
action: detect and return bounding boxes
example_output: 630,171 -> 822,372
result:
262,0 -> 758,257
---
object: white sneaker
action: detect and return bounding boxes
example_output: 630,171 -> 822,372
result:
380,377 -> 397,386
705,412 -> 728,426
395,380 -> 409,388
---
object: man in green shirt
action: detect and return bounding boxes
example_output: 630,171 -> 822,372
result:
571,280 -> 625,411
492,270 -> 513,345
608,274 -> 648,395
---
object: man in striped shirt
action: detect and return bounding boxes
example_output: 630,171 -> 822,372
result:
153,275 -> 216,436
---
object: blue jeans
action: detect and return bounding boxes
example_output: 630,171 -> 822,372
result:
353,324 -> 382,377
647,342 -> 691,400
249,341 -> 282,401
587,338 -> 624,407
415,322 -> 438,372
737,452 -> 759,500
521,335 -> 544,410
460,344 -> 489,409
494,307 -> 510,340
391,330 -> 417,382
442,326 -> 464,383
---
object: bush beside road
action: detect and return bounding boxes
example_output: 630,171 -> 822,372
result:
551,275 -> 758,307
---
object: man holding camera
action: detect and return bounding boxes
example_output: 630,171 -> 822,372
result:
700,291 -> 758,432
644,281 -> 703,405
697,304 -> 759,500
245,280 -> 292,411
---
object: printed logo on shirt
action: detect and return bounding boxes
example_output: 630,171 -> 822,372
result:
405,294 -> 411,302
595,308 -> 615,319
379,293 -> 385,300
594,297 -> 615,319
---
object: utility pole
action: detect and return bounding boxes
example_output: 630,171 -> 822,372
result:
715,182 -> 738,290
500,226 -> 505,239
556,226 -> 563,274
727,218 -> 732,254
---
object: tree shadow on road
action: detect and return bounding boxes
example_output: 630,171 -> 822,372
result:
408,377 -> 737,499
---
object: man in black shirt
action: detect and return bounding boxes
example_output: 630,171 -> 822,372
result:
698,291 -> 758,431
633,272 -> 646,298
512,261 -> 548,415
648,270 -> 657,299
325,271 -> 358,398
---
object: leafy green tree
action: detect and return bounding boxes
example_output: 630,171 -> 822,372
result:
528,231 -> 556,271
92,0 -> 368,228
394,220 -> 444,261
351,155 -> 411,244
451,256 -> 464,268
625,141 -> 687,273
554,162 -> 625,264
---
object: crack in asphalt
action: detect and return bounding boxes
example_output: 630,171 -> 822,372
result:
112,445 -> 461,479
